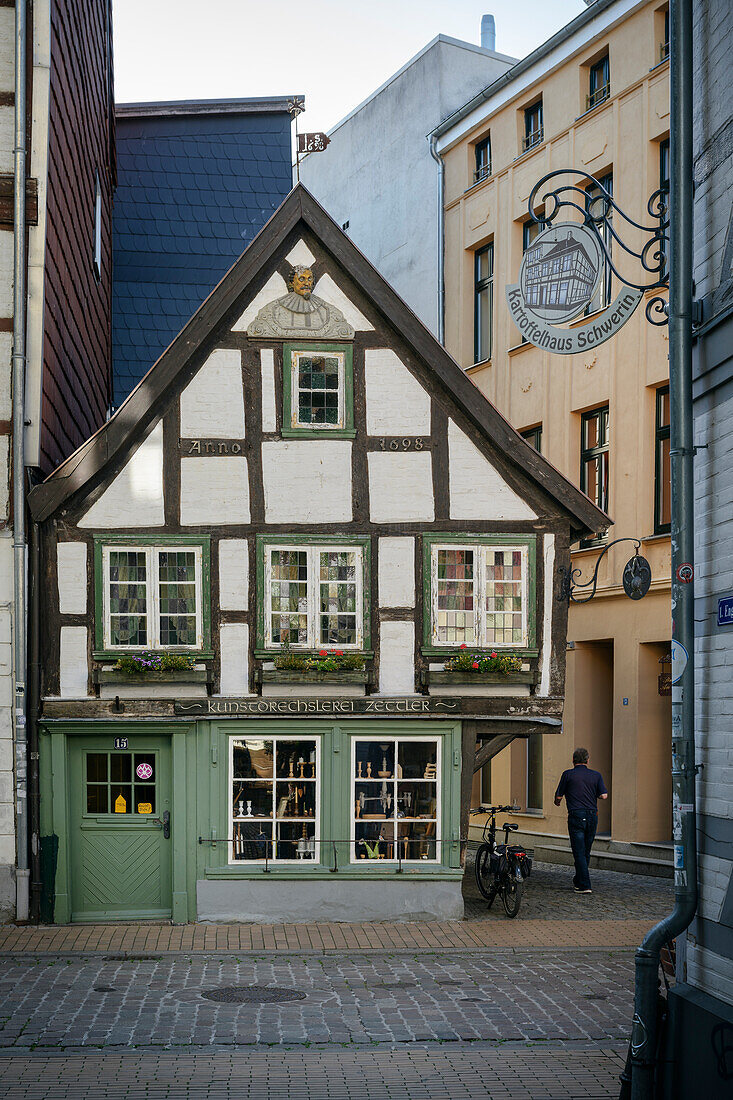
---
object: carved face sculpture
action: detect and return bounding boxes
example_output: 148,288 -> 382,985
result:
291,266 -> 314,299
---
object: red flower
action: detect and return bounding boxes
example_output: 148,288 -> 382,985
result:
335,649 -> 344,656
472,661 -> 479,670
490,651 -> 498,659
459,643 -> 467,650
319,649 -> 328,657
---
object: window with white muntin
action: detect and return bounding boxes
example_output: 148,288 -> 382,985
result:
101,545 -> 203,650
263,542 -> 366,650
429,541 -> 531,649
282,344 -> 354,438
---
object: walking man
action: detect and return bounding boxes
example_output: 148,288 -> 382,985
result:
554,748 -> 608,894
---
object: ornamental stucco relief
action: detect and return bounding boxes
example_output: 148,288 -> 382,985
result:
247,265 -> 355,339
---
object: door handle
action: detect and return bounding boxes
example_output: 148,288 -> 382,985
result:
151,811 -> 171,839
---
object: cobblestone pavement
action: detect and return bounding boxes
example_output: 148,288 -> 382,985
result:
0,949 -> 633,1049
0,1042 -> 628,1098
463,858 -> 673,920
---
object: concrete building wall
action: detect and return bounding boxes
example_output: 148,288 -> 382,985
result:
440,0 -> 672,846
299,35 -> 515,335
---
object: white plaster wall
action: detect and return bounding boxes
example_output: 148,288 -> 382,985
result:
219,624 -> 250,696
180,457 -> 250,525
378,537 -> 415,608
368,452 -> 434,523
0,106 -> 12,177
231,272 -> 287,332
0,233 -> 12,316
79,422 -> 165,528
260,349 -> 277,433
539,534 -> 555,697
219,539 -> 249,611
365,349 -> 431,435
0,333 -> 11,421
179,349 -> 245,438
313,273 -> 373,331
262,441 -> 352,524
379,621 -> 415,694
447,420 -> 536,521
59,627 -> 88,698
57,543 -> 87,615
285,239 -> 316,267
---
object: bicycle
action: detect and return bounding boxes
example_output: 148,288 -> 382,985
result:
471,804 -> 532,918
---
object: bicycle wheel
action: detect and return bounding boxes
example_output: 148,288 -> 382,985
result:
501,867 -> 523,918
474,844 -> 496,901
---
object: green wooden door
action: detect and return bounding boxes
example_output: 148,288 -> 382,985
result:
69,736 -> 172,921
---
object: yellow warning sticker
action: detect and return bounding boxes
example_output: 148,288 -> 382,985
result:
114,794 -> 127,813
137,802 -> 152,815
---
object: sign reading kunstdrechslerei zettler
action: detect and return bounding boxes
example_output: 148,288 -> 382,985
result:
506,222 -> 643,354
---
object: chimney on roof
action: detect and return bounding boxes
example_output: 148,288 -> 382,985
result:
481,14 -> 496,52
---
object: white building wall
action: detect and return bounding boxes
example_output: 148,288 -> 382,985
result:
299,35 -> 514,334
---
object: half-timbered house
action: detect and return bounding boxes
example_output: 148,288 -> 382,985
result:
29,185 -> 608,923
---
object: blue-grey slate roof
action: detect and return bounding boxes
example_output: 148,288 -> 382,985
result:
112,107 -> 294,404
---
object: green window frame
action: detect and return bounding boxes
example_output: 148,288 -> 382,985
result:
421,533 -> 537,657
282,342 -> 355,439
255,535 -> 372,656
93,534 -> 212,660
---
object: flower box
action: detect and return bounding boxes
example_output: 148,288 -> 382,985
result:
94,669 -> 210,685
258,669 -> 371,685
94,666 -> 210,700
424,670 -> 537,686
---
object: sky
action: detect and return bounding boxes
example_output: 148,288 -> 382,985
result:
113,0 -> 587,132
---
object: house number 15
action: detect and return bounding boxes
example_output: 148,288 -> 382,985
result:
378,438 -> 427,451
114,737 -> 129,749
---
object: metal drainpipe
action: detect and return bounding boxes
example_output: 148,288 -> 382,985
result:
12,0 -> 29,922
428,134 -> 445,345
629,1 -> 697,1096
28,520 -> 40,923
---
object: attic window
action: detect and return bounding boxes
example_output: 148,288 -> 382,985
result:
282,343 -> 355,439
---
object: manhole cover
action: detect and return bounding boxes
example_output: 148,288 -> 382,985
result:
201,986 -> 306,1004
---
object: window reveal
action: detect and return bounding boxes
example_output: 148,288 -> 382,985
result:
266,545 -> 363,649
230,737 -> 319,862
580,406 -> 610,544
352,737 -> 440,863
474,243 -> 493,364
104,546 -> 202,650
655,385 -> 671,534
432,544 -> 528,648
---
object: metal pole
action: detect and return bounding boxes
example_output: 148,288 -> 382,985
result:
12,0 -> 29,923
630,0 -> 697,1095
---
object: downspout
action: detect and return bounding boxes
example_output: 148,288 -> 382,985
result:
428,134 -> 445,345
12,0 -> 29,921
28,520 -> 40,923
629,1 -> 696,1096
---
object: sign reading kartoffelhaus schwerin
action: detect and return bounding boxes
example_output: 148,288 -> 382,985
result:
506,222 -> 643,353
30,185 -> 608,926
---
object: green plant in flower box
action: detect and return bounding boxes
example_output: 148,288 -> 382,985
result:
443,646 -> 523,675
114,651 -> 197,676
273,645 -> 365,672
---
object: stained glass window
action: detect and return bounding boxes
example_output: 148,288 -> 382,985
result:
265,544 -> 364,650
104,545 -> 202,650
292,351 -> 344,429
431,543 -> 528,649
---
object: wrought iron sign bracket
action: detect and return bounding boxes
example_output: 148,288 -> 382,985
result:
558,538 -> 652,604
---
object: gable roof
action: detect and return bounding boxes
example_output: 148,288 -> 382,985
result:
30,184 -> 611,539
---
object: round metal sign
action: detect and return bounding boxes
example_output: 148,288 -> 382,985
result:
623,554 -> 652,600
519,222 -> 603,324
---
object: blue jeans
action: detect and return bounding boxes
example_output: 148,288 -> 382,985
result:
568,809 -> 598,890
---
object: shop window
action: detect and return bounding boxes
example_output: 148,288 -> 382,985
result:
257,536 -> 371,652
522,100 -> 543,153
474,243 -> 493,364
86,751 -> 157,816
423,535 -> 536,652
585,173 -> 613,312
352,737 -> 439,863
282,343 -> 354,438
474,134 -> 491,183
587,54 -> 610,111
580,405 -> 610,545
521,424 -> 542,453
655,385 -> 671,534
231,736 -> 319,863
96,539 -> 209,654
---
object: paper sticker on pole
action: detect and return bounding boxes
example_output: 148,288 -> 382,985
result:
671,639 -> 689,685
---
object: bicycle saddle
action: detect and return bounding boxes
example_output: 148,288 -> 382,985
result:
502,822 -> 519,831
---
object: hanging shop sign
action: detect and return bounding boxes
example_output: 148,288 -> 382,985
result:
506,222 -> 643,354
506,169 -> 669,353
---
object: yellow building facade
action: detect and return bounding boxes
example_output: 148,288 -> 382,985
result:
436,0 -> 672,845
